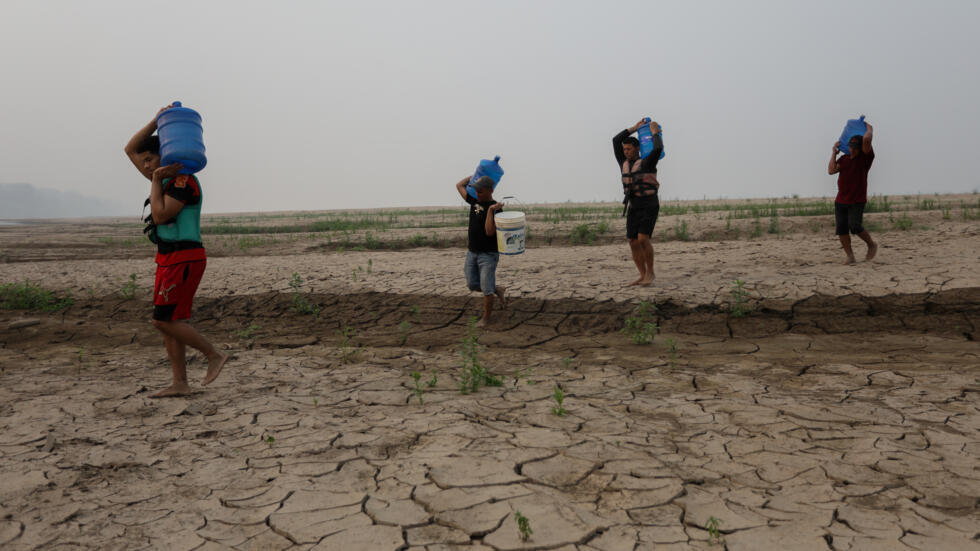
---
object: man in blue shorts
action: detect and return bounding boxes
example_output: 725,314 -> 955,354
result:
455,175 -> 506,327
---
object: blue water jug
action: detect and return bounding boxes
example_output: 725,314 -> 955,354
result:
838,115 -> 866,156
156,101 -> 207,174
467,155 -> 504,199
637,117 -> 665,160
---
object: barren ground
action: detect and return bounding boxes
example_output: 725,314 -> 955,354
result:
1,194 -> 979,550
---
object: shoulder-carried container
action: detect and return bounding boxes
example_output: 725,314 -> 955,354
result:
467,155 -> 504,199
156,101 -> 207,174
637,117 -> 665,160
838,115 -> 867,156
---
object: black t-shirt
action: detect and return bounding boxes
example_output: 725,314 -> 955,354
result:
465,194 -> 499,253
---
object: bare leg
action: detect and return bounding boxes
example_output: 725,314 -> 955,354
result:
494,286 -> 507,309
151,331 -> 191,398
476,294 -> 495,327
152,320 -> 228,386
857,231 -> 877,260
838,234 -> 856,265
637,233 -> 654,285
627,239 -> 644,285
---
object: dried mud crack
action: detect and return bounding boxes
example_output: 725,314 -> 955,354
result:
2,286 -> 978,550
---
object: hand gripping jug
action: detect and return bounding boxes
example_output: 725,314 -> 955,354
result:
837,115 -> 867,156
156,101 -> 207,174
467,155 -> 504,199
637,118 -> 665,160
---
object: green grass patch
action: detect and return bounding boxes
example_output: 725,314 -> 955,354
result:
1,280 -> 74,311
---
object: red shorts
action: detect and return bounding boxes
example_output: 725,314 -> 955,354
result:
153,260 -> 206,321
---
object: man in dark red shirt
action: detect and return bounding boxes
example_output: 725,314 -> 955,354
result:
828,122 -> 877,264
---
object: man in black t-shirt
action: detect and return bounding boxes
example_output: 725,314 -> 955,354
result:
613,119 -> 663,286
455,175 -> 507,327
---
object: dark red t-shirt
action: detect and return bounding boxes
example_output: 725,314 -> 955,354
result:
835,150 -> 875,204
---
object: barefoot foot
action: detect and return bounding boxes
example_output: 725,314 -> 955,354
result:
637,276 -> 654,287
842,256 -> 856,265
202,353 -> 229,386
866,242 -> 878,261
495,286 -> 507,310
475,318 -> 489,328
150,382 -> 192,398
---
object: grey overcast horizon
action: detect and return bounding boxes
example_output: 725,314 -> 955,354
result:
1,0 -> 978,215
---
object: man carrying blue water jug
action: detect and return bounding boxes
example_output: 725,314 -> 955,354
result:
125,105 -> 228,398
455,175 -> 507,327
613,119 -> 663,286
828,121 -> 877,264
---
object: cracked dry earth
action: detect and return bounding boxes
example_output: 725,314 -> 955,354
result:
2,225 -> 980,550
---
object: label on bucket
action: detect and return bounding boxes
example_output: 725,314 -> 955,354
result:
497,225 -> 525,255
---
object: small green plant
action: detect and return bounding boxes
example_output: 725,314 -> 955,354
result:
561,357 -> 572,370
352,269 -> 358,281
410,304 -> 421,321
942,206 -> 951,220
513,366 -> 532,386
730,279 -> 751,318
892,211 -> 915,231
426,372 -> 438,388
706,516 -> 724,545
313,397 -> 319,407
235,322 -> 260,339
118,273 -> 139,300
570,223 -> 598,244
551,385 -> 567,416
674,219 -> 690,241
515,510 -> 533,542
767,214 -> 780,235
749,216 -> 763,238
289,273 -> 322,318
0,280 -> 73,312
666,337 -> 678,368
622,300 -> 658,344
338,325 -> 360,363
398,320 -> 412,345
411,371 -> 425,405
265,435 -> 275,445
367,258 -> 373,273
458,317 -> 502,394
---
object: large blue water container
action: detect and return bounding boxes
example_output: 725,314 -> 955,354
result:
637,117 -> 665,160
838,115 -> 866,156
156,101 -> 206,174
467,155 -> 504,199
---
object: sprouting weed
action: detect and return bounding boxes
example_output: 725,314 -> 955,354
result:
512,366 -> 532,386
514,510 -> 533,542
367,259 -> 373,273
235,322 -> 260,339
458,317 -> 502,394
426,372 -> 438,388
411,371 -> 424,405
289,273 -> 322,318
338,325 -> 360,364
265,435 -> 275,445
666,337 -> 678,368
561,357 -> 573,370
119,273 -> 139,300
706,516 -> 724,545
352,270 -> 358,281
551,385 -> 567,416
622,300 -> 658,344
410,304 -> 421,321
398,320 -> 412,345
313,397 -> 319,407
729,279 -> 751,318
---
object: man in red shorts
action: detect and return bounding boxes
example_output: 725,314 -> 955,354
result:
125,105 -> 228,398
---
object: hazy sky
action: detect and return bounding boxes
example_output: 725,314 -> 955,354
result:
2,1 -> 978,214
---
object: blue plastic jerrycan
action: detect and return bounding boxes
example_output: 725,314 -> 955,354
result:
467,155 -> 504,199
156,101 -> 207,174
637,117 -> 665,160
838,115 -> 867,156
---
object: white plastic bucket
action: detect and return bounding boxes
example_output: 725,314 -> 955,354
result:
495,211 -> 526,255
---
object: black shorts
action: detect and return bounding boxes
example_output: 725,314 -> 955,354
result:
626,201 -> 660,239
834,202 -> 866,235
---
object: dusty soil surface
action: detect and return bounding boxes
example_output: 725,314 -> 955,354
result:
1,197 -> 979,550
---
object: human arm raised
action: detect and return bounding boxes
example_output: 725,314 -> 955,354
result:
149,163 -> 186,224
455,176 -> 472,202
828,141 -> 841,174
124,104 -> 173,179
862,122 -> 873,154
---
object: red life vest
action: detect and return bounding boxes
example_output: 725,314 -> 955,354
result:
621,159 -> 659,199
